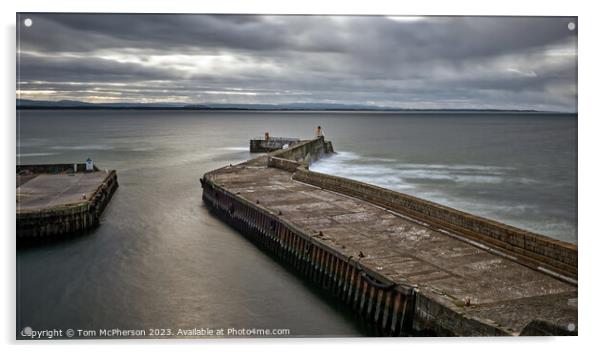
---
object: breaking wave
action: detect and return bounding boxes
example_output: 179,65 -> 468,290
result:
308,150 -> 569,240
17,152 -> 59,157
51,144 -> 114,151
310,151 -> 524,190
213,146 -> 249,151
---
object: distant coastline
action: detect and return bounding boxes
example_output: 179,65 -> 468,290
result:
16,99 -> 574,114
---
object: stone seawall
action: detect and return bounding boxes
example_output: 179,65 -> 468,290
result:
17,170 -> 119,240
202,178 -> 418,336
250,137 -> 301,153
201,175 -> 529,336
17,163 -> 102,176
267,157 -> 302,173
292,168 -> 577,281
269,136 -> 334,166
201,137 -> 577,336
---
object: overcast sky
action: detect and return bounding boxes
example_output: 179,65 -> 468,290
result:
17,14 -> 577,111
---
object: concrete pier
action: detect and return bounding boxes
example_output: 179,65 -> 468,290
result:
250,135 -> 301,153
17,164 -> 118,241
201,137 -> 577,336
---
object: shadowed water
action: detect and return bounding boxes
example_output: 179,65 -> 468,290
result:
16,110 -> 368,338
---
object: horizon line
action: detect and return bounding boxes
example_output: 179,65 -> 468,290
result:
15,98 -> 576,114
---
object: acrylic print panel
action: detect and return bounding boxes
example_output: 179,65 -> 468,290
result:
16,13 -> 577,339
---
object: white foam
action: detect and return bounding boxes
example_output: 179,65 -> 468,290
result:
401,169 -> 505,182
17,152 -> 59,157
51,144 -> 114,151
314,156 -> 509,185
131,146 -> 156,152
310,150 -> 544,225
312,153 -> 412,190
321,151 -> 362,161
17,138 -> 48,147
315,164 -> 397,177
398,163 -> 513,172
214,147 -> 249,151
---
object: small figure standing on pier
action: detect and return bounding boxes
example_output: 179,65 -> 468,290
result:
315,126 -> 323,138
264,132 -> 270,141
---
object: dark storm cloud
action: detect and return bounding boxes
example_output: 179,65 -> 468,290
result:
16,14 -> 577,111
19,15 -> 290,53
18,52 -> 179,82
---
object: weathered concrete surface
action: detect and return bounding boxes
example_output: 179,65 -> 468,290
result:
17,174 -> 38,187
17,172 -> 111,211
202,138 -> 577,336
17,165 -> 118,240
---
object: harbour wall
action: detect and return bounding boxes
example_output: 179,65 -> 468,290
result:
268,136 -> 334,166
250,137 -> 301,153
202,178 -> 418,336
17,168 -> 119,240
202,176 -> 522,336
262,139 -> 576,279
202,137 -> 576,335
17,163 -> 98,174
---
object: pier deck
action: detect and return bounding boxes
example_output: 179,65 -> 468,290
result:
17,164 -> 119,240
17,171 -> 111,211
202,138 -> 577,336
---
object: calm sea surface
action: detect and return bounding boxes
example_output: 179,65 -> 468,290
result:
16,110 -> 577,337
